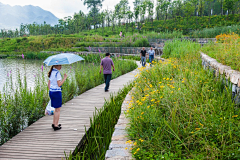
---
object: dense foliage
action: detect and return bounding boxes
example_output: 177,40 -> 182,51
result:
143,14 -> 240,34
126,40 -> 239,159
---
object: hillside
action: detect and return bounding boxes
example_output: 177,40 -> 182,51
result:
0,2 -> 59,29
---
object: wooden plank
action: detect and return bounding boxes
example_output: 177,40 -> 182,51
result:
0,62 -> 141,159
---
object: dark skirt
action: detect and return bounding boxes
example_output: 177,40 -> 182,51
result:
49,91 -> 62,108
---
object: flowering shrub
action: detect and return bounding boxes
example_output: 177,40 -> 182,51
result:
216,32 -> 240,43
202,33 -> 240,71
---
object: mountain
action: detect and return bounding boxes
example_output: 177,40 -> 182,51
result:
0,2 -> 59,30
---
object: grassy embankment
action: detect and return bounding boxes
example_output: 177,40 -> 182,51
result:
0,31 -> 183,59
126,40 -> 239,159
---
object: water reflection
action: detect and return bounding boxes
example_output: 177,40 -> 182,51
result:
0,59 -> 78,92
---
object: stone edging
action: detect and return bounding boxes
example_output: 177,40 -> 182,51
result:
105,89 -> 134,160
200,51 -> 240,104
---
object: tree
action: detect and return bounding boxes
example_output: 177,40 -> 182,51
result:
158,0 -> 171,21
224,0 -> 234,14
126,10 -> 133,32
183,0 -> 195,25
140,1 -> 147,23
133,0 -> 141,30
198,0 -> 205,16
146,0 -> 154,22
83,0 -> 104,29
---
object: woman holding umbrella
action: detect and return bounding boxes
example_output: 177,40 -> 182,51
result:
48,65 -> 67,131
44,53 -> 84,131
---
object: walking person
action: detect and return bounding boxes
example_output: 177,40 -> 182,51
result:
148,47 -> 155,67
119,31 -> 122,38
99,53 -> 115,92
140,47 -> 147,67
48,65 -> 67,131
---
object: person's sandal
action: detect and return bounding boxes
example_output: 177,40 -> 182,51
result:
52,124 -> 61,129
53,126 -> 62,131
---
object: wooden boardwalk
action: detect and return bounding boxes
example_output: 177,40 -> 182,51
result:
0,62 -> 141,160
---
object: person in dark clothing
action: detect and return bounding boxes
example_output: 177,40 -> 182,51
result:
99,53 -> 115,92
140,47 -> 147,67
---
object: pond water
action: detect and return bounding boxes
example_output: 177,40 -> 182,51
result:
0,59 -> 78,93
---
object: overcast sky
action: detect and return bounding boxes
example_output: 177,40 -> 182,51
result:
0,0 -> 137,19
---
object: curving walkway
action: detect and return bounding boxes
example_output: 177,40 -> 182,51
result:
0,61 -> 142,160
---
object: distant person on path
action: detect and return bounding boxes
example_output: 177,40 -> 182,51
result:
48,65 -> 67,131
119,31 -> 122,37
148,47 -> 155,67
140,47 -> 147,67
99,53 -> 115,92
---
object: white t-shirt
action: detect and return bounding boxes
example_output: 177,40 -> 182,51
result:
49,68 -> 62,92
148,49 -> 155,56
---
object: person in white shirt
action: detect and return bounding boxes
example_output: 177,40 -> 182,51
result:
148,47 -> 155,67
48,65 -> 67,131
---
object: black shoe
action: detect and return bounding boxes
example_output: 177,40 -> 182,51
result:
52,124 -> 61,128
105,90 -> 109,92
53,126 -> 62,131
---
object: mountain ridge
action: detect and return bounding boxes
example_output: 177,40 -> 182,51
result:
0,2 -> 59,30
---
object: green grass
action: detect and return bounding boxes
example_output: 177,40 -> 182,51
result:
126,40 -> 240,159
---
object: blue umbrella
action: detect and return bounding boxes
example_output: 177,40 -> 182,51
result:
43,53 -> 84,66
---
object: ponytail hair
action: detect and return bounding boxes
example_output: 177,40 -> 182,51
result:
48,66 -> 54,78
